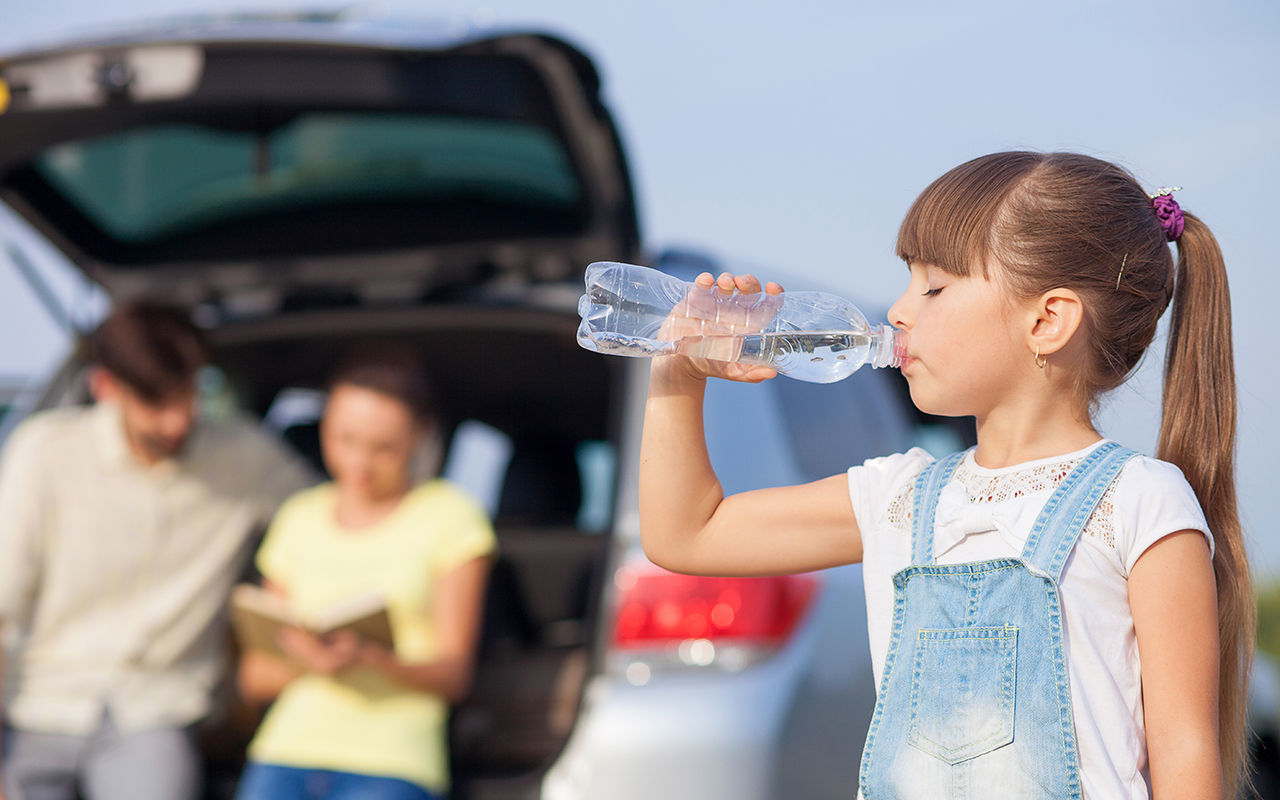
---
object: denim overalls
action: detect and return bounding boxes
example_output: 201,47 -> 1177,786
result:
859,441 -> 1136,799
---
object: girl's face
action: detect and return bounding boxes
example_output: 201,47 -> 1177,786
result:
320,383 -> 421,502
887,261 -> 1030,419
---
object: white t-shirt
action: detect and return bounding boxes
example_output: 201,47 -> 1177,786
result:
847,440 -> 1211,800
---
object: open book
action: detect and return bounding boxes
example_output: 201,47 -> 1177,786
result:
230,583 -> 395,660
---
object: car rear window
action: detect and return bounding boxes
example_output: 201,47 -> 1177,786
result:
34,113 -> 581,246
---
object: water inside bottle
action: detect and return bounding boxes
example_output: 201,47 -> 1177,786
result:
580,330 -> 675,356
676,331 -> 875,383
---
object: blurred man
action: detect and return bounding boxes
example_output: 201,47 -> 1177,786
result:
0,302 -> 314,800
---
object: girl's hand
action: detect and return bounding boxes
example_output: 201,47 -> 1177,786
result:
277,626 -> 362,676
657,271 -> 785,384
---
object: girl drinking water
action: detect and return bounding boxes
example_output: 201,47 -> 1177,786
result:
638,151 -> 1251,799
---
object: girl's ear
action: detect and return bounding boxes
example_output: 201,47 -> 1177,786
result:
1026,288 -> 1084,357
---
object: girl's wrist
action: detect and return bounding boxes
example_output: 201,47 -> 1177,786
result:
650,355 -> 707,394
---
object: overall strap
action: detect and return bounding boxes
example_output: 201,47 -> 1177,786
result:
1021,441 -> 1138,581
909,450 -> 968,565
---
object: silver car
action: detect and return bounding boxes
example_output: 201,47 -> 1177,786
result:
0,15 -> 957,799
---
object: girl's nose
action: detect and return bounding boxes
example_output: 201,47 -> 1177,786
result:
887,290 -> 913,332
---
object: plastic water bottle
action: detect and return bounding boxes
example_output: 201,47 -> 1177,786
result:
576,262 -> 904,383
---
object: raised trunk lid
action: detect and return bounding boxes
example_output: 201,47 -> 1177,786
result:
0,19 -> 640,306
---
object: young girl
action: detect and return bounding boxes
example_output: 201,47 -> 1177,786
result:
235,351 -> 495,800
639,152 -> 1252,799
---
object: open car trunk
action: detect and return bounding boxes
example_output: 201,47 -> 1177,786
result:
1,21 -> 643,797
208,301 -> 626,799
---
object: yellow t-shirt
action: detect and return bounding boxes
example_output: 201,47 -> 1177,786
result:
246,480 -> 496,792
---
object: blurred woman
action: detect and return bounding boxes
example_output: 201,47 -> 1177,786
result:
236,351 -> 494,800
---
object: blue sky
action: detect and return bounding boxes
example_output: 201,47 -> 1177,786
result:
2,0 -> 1278,574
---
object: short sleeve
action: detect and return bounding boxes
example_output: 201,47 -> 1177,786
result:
846,447 -> 934,538
254,488 -> 317,588
1111,456 -> 1212,575
0,418 -> 52,628
429,482 -> 497,576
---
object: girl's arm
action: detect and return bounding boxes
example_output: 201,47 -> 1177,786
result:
353,555 -> 491,704
1129,530 -> 1223,800
639,272 -> 863,577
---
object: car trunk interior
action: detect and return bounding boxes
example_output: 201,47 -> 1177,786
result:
208,301 -> 627,799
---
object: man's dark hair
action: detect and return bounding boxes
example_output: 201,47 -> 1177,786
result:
326,345 -> 436,423
88,301 -> 208,402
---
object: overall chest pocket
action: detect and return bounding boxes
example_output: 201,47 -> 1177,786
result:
907,625 -> 1017,764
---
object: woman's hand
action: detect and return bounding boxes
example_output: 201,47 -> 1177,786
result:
656,271 -> 785,384
336,556 -> 490,704
277,627 -> 363,676
351,637 -> 397,670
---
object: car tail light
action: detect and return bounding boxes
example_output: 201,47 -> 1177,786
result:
609,562 -> 819,677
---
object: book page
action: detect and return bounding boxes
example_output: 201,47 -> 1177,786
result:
307,591 -> 395,649
230,584 -> 395,657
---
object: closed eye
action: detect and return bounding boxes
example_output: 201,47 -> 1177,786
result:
923,287 -> 944,297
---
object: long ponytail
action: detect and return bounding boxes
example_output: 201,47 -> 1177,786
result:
1157,212 -> 1253,798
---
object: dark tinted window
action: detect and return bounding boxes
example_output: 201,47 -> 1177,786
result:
35,114 -> 580,245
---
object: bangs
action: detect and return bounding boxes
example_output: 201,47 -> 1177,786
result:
895,152 -> 1044,277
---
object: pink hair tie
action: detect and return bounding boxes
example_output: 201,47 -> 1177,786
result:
1150,186 -> 1184,242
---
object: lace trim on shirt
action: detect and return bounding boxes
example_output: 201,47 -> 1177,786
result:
884,455 -> 1118,549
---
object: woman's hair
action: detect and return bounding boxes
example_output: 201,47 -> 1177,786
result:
87,300 -> 207,402
326,345 -> 437,424
898,151 -> 1252,795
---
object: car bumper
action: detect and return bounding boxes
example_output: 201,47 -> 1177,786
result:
542,665 -> 793,800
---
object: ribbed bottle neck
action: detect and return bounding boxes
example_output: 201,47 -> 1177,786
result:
871,325 -> 904,369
